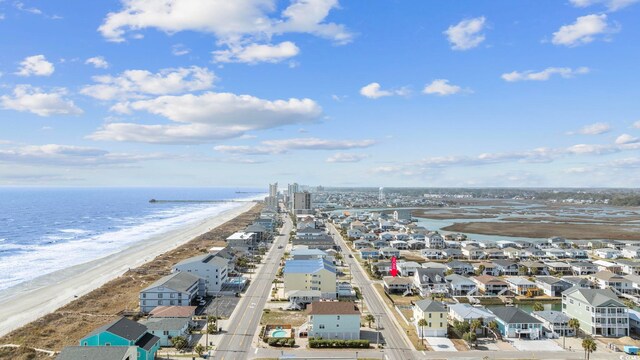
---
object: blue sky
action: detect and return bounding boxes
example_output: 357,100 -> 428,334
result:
0,0 -> 639,187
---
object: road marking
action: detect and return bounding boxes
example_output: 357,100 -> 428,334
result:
254,348 -> 258,354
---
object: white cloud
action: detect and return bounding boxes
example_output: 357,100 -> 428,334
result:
359,82 -> 409,99
569,122 -> 611,135
0,144 -> 163,166
615,133 -> 640,145
633,120 -> 640,129
172,44 -> 191,56
85,56 -> 109,69
552,14 -> 615,47
16,55 -> 55,77
422,79 -> 465,96
569,0 -> 639,11
566,143 -> 619,155
1,85 -> 83,117
81,66 -> 215,101
98,0 -> 352,63
213,41 -> 300,64
444,16 -> 486,50
89,92 -> 322,143
501,67 -> 590,82
326,152 -> 367,163
215,138 -> 375,155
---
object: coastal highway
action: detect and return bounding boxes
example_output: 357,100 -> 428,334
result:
212,213 -> 292,360
328,222 -> 418,360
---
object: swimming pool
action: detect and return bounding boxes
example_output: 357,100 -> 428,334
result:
271,330 -> 288,338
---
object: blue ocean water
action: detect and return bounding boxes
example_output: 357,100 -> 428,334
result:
0,187 -> 265,292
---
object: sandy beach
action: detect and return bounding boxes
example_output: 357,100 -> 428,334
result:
0,201 -> 256,337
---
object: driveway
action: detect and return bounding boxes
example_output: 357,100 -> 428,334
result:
426,337 -> 457,351
509,338 -> 564,351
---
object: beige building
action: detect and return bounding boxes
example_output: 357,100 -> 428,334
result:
413,299 -> 448,337
284,258 -> 337,299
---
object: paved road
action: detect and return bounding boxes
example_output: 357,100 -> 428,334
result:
328,223 -> 418,360
212,214 -> 292,360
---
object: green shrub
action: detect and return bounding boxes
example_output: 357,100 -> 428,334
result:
308,338 -> 369,348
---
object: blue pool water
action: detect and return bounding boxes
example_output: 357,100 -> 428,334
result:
271,330 -> 288,338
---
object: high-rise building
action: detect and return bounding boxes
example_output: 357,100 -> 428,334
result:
269,182 -> 278,197
379,187 -> 385,202
292,191 -> 312,215
287,183 -> 299,209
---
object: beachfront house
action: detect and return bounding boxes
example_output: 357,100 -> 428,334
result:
79,317 -> 160,360
173,254 -> 229,295
562,287 -> 629,337
140,272 -> 203,313
307,301 -> 361,340
226,231 -> 257,254
140,317 -> 191,347
57,346 -> 138,360
490,307 -> 543,339
283,258 -> 337,299
413,300 -> 448,337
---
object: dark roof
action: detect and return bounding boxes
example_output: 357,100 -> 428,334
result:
87,317 -> 147,341
415,300 -> 446,312
492,260 -> 516,267
56,346 -> 135,360
135,332 -> 160,351
142,271 -> 201,293
308,301 -> 360,315
490,307 -> 542,324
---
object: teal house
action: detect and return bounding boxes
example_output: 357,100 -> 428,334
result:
79,317 -> 160,360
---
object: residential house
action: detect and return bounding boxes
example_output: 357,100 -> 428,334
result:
448,304 -> 496,335
505,277 -> 539,296
57,347 -> 138,360
173,254 -> 228,295
426,233 -> 445,249
407,240 -> 426,250
616,260 -> 640,275
226,232 -> 257,254
397,261 -> 420,277
442,248 -> 463,259
446,274 -> 477,296
519,261 -> 548,276
446,261 -> 474,276
592,271 -> 633,294
622,246 -> 640,259
545,262 -> 572,275
473,262 -> 498,276
307,301 -> 361,340
371,261 -> 391,276
564,276 -> 593,289
593,260 -> 622,274
245,223 -> 269,243
140,317 -> 190,347
490,307 -> 543,339
535,277 -> 572,297
283,258 -> 337,299
420,248 -> 444,260
380,247 -> 400,258
347,229 -> 363,239
290,247 -> 332,262
462,245 -> 484,260
371,239 -> 388,249
140,272 -> 203,313
472,275 -> 509,295
413,300 -> 448,337
484,248 -> 508,260
570,262 -> 598,275
493,260 -> 519,276
562,287 -> 629,337
293,234 -> 336,250
358,248 -> 380,259
353,240 -> 372,250
79,317 -> 160,360
389,240 -> 408,250
383,276 -> 414,294
594,248 -> 622,259
288,290 -> 322,308
414,268 -> 447,297
149,306 -> 196,321
532,311 -> 575,338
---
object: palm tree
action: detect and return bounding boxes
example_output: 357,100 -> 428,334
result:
470,319 -> 483,334
475,265 -> 486,276
568,318 -> 581,337
365,314 -> 376,329
417,319 -> 428,345
194,343 -> 205,357
582,337 -> 597,360
171,336 -> 187,351
463,331 -> 477,348
487,320 -> 499,339
533,302 -> 544,312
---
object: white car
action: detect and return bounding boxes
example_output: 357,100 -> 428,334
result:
199,300 -> 207,306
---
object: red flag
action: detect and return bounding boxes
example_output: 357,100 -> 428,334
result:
390,256 -> 398,277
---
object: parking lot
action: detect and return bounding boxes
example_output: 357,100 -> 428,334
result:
202,295 -> 241,319
508,338 -> 563,351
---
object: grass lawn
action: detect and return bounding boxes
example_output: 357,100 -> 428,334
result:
372,284 -> 427,351
260,309 -> 307,326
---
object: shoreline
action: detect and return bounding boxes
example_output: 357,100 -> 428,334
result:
0,201 -> 256,337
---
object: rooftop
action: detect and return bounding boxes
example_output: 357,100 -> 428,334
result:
143,271 -> 201,293
490,307 -> 542,325
308,301 -> 360,315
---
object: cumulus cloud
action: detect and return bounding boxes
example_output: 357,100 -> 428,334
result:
615,133 -> 640,145
1,85 -> 83,117
552,14 -> 616,47
16,55 -> 54,76
422,79 -> 466,96
501,67 -> 590,82
0,144 -> 163,166
98,0 -> 351,63
444,16 -> 486,50
359,83 -> 408,99
85,56 -> 109,69
213,41 -> 300,64
89,92 -> 322,143
214,138 -> 375,155
568,122 -> 611,135
569,0 -> 639,11
326,152 -> 367,163
81,66 -> 215,101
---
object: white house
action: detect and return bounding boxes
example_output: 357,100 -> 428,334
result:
307,301 -> 361,340
140,272 -> 203,313
173,254 -> 229,295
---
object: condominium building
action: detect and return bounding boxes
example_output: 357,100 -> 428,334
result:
562,287 -> 629,337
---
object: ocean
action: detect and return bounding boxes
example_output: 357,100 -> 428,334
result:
0,187 -> 264,292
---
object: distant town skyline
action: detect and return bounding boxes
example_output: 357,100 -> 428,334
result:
1,1 -> 639,187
